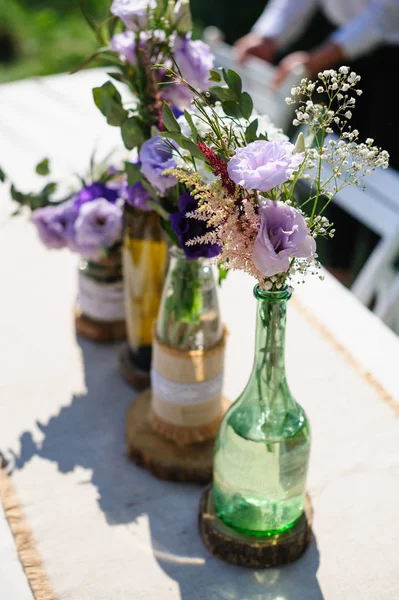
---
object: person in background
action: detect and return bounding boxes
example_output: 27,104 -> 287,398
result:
235,0 -> 399,168
235,0 -> 399,284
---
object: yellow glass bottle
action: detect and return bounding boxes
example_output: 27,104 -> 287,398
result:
120,205 -> 168,389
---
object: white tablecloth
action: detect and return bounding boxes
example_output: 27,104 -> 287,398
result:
1,70 -> 399,600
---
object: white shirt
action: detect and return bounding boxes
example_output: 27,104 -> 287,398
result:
252,0 -> 399,60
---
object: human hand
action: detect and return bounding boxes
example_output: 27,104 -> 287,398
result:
234,33 -> 277,65
272,51 -> 310,89
272,42 -> 346,89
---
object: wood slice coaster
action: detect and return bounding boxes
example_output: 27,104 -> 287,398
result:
199,485 -> 313,568
119,345 -> 151,391
126,389 -> 228,483
74,308 -> 126,343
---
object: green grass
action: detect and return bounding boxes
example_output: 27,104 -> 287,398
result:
0,0 -> 110,84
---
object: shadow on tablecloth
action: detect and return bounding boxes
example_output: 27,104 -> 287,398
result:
8,336 -> 324,600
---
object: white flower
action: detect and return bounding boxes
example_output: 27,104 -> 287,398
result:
345,111 -> 352,119
339,66 -> 349,75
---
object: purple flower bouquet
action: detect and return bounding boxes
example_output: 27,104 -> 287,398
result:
15,157 -> 129,340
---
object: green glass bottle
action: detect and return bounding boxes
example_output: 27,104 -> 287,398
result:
213,286 -> 311,536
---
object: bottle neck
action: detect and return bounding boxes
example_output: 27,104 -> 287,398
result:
248,286 -> 294,425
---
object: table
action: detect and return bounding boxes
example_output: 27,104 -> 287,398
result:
1,69 -> 399,600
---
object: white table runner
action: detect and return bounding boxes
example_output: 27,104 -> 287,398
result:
1,217 -> 399,600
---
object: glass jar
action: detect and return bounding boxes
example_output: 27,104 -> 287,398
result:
122,206 -> 168,374
156,247 -> 222,350
150,247 -> 226,445
213,286 -> 311,536
75,244 -> 126,341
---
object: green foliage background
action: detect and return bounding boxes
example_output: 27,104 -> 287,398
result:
0,0 -> 272,84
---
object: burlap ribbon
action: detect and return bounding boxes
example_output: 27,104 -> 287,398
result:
150,327 -> 228,445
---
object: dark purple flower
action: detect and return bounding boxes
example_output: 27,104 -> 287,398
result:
170,193 -> 221,260
74,182 -> 119,209
252,199 -> 316,276
171,105 -> 184,119
120,180 -> 153,211
31,201 -> 78,249
139,136 -> 177,194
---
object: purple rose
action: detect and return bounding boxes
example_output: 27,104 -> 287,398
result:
252,199 -> 316,277
120,180 -> 153,211
31,201 -> 78,250
228,140 -> 304,192
161,36 -> 214,109
139,136 -> 177,194
110,0 -> 155,30
170,193 -> 221,260
74,182 -> 119,209
73,198 -> 123,259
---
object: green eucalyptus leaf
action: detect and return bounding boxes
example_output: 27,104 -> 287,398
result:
179,139 -> 206,160
240,91 -> 253,120
226,69 -> 242,99
160,217 -> 180,247
222,100 -> 242,119
10,184 -> 25,205
107,15 -> 118,40
162,103 -> 181,133
107,71 -> 128,85
160,130 -> 185,145
35,158 -> 50,176
42,182 -> 57,197
92,81 -> 127,126
147,199 -> 170,221
209,85 -> 233,102
184,110 -> 198,142
121,117 -> 145,150
125,161 -> 142,186
0,166 -> 7,182
245,118 -> 258,143
209,69 -> 222,82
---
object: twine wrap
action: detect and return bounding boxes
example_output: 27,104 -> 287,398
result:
76,272 -> 125,323
150,328 -> 227,445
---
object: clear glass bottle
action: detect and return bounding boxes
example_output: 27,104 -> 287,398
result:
213,286 -> 311,536
123,206 -> 168,372
156,247 -> 222,351
76,244 -> 126,341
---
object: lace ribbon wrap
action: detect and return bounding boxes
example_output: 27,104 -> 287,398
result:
150,328 -> 227,446
77,271 -> 125,323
